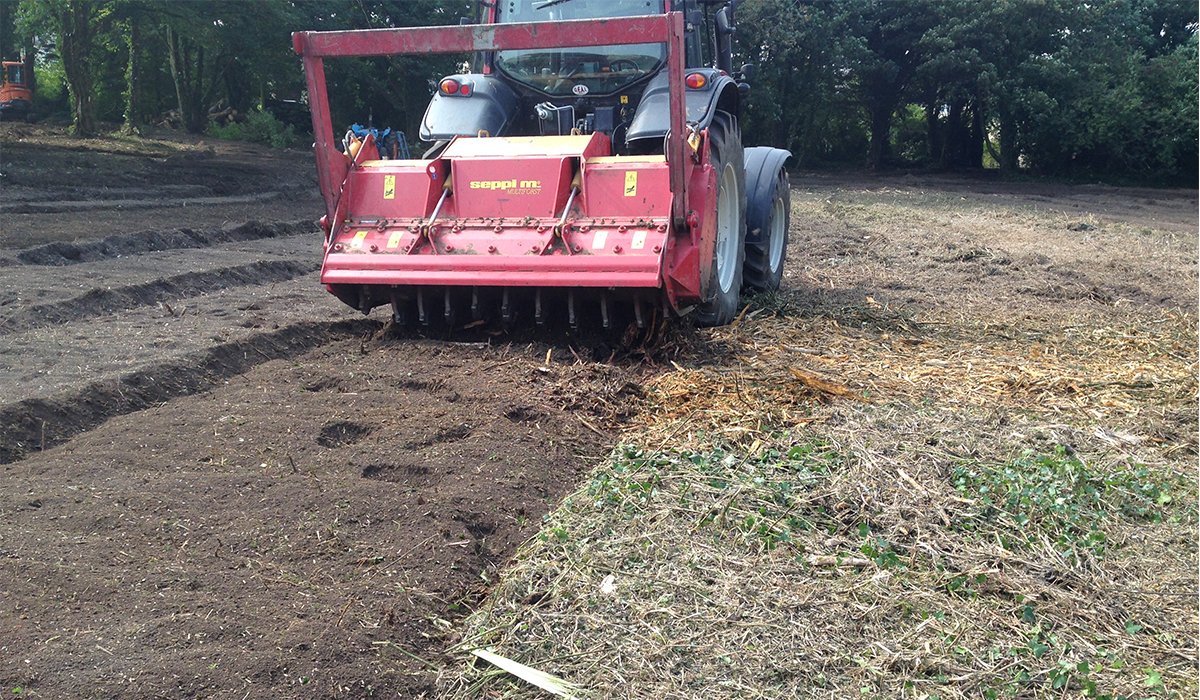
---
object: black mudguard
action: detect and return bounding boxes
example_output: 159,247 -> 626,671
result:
743,146 -> 791,248
625,68 -> 738,147
420,74 -> 518,141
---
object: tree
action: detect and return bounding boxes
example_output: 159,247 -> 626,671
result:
736,0 -> 864,165
842,0 -> 941,169
18,0 -> 102,135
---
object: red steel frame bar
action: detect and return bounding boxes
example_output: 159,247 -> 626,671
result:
293,13 -> 689,227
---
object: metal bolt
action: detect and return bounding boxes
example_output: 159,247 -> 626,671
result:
333,243 -> 343,251
494,225 -> 503,233
445,245 -> 454,252
572,245 -> 581,252
658,223 -> 668,232
612,245 -> 622,254
369,244 -> 378,252
618,225 -> 627,233
488,245 -> 497,253
531,244 -> 541,252
652,244 -> 662,253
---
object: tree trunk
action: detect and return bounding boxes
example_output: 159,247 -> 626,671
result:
940,99 -> 963,169
166,25 -> 205,132
925,100 -> 940,166
166,25 -> 185,126
123,16 -> 141,132
998,108 -> 1019,175
0,2 -> 13,62
59,1 -> 96,136
967,97 -> 984,169
867,100 -> 893,170
188,43 -> 205,132
23,33 -> 35,94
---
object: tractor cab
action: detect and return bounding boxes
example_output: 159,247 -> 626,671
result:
0,61 -> 32,122
421,0 -> 749,157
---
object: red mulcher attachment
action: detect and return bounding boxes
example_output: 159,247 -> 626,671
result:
294,14 -> 720,329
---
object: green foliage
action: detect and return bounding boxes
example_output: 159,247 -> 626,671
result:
207,109 -> 297,149
7,0 -> 1194,181
735,0 -> 1196,181
953,447 -> 1179,564
586,442 -> 842,552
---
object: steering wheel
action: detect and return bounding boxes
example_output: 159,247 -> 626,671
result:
609,59 -> 640,73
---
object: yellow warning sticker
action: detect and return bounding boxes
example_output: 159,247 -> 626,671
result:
386,231 -> 402,249
624,171 -> 637,197
620,95 -> 629,104
631,231 -> 647,250
592,230 -> 608,250
383,175 -> 396,199
350,230 -> 368,249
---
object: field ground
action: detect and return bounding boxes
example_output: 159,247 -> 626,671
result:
0,123 -> 1196,699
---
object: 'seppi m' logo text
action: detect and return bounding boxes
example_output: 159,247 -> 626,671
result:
469,179 -> 541,194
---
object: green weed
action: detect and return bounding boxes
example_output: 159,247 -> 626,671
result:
208,109 -> 297,149
953,447 -> 1178,564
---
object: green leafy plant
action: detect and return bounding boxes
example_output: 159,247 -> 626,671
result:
953,447 -> 1178,563
208,109 -> 297,149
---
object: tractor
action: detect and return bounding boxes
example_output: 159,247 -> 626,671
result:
293,0 -> 791,329
0,61 -> 32,122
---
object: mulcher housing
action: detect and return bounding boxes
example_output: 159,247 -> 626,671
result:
293,1 -> 790,328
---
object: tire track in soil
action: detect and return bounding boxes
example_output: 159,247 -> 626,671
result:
0,318 -> 375,464
0,259 -> 320,334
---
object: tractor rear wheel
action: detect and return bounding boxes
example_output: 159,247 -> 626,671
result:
743,168 -> 790,292
694,110 -> 746,327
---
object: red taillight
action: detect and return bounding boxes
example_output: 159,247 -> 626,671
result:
440,78 -> 460,95
685,72 -> 707,89
459,83 -> 472,96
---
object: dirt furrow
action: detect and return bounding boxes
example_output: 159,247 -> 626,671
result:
1,219 -> 317,266
0,259 -> 320,334
0,191 -> 284,215
0,318 -> 375,464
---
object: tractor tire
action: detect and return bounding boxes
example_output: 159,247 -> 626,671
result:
694,110 -> 747,327
742,168 -> 790,292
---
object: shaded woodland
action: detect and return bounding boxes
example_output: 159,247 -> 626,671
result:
1,0 -> 1195,183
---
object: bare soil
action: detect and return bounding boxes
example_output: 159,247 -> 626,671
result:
0,123 -> 322,248
0,123 -> 640,699
0,123 -> 1195,699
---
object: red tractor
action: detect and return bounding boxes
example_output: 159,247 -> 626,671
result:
293,0 -> 790,329
0,61 -> 32,122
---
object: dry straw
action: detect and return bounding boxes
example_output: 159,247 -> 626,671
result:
438,190 -> 1197,698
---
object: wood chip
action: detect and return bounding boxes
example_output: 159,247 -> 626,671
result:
808,555 -> 873,568
789,368 -> 866,401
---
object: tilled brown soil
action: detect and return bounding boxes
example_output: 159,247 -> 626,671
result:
0,124 -> 642,698
2,338 -> 630,698
0,122 -> 321,248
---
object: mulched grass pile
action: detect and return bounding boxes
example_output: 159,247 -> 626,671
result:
431,193 -> 1197,698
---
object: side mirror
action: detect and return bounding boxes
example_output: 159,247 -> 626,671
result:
737,82 -> 751,99
740,63 -> 757,81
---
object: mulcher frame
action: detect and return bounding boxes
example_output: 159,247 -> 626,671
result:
293,12 -> 718,314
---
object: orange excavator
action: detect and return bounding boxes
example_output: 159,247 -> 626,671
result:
0,61 -> 32,121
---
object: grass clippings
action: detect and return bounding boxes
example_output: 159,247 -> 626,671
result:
439,188 -> 1198,699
